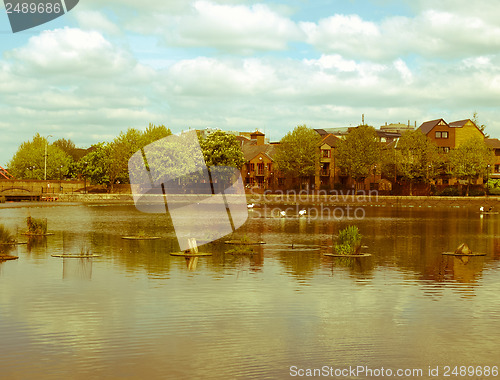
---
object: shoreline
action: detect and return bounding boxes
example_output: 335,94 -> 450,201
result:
0,193 -> 498,209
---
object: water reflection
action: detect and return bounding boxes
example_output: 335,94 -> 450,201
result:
62,258 -> 93,280
0,205 -> 499,379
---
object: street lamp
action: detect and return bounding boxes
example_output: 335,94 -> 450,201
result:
44,134 -> 53,180
486,164 -> 491,196
83,161 -> 87,194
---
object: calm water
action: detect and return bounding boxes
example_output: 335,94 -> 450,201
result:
1,204 -> 500,379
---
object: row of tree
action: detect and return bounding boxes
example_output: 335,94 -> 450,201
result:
7,122 -> 493,195
273,124 -> 493,195
7,125 -> 246,191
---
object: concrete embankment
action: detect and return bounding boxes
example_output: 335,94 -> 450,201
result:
2,192 -> 498,210
246,193 -> 500,209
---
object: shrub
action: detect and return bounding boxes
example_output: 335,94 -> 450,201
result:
0,196 -> 6,203
0,225 -> 15,244
26,216 -> 47,234
488,188 -> 500,195
468,189 -> 486,197
334,226 -> 362,255
437,186 -> 460,196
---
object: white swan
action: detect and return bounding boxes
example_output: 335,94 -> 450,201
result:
298,209 -> 307,216
480,206 -> 484,212
280,211 -> 286,217
247,203 -> 255,209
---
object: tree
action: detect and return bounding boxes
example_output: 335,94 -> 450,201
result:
141,123 -> 172,147
394,130 -> 440,195
274,125 -> 321,188
448,136 -> 493,196
472,111 -> 489,138
8,133 -> 72,180
107,126 -> 172,191
75,143 -> 110,186
53,138 -> 79,162
199,130 -> 245,169
335,125 -> 380,187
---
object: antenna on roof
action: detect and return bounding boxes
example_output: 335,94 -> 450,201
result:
362,114 -> 365,125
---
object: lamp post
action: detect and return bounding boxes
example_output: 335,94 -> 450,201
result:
486,164 -> 490,197
83,162 -> 87,194
44,135 -> 53,181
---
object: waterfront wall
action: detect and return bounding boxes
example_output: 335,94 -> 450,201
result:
53,192 -> 500,210
247,194 -> 500,209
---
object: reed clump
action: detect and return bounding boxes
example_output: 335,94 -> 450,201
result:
26,216 -> 48,235
334,226 -> 362,255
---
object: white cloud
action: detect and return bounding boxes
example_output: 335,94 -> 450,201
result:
301,10 -> 500,61
74,10 -> 121,35
2,0 -> 500,164
174,1 -> 302,52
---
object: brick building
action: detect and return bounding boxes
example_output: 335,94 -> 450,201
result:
239,131 -> 276,191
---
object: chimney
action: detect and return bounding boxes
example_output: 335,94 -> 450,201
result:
251,131 -> 265,145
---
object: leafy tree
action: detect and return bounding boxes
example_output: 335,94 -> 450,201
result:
448,136 -> 493,196
336,125 -> 380,186
8,133 -> 72,180
472,111 -> 489,138
274,125 -> 321,187
75,143 -> 110,186
53,138 -> 79,162
199,130 -> 245,169
141,123 -> 172,147
394,130 -> 440,195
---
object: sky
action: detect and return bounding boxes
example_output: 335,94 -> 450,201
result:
1,0 -> 500,166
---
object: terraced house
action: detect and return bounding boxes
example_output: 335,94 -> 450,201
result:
417,118 -> 484,152
238,131 -> 276,190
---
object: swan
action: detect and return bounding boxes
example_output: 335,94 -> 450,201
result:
480,206 -> 484,212
280,211 -> 286,217
247,203 -> 255,209
298,209 -> 307,216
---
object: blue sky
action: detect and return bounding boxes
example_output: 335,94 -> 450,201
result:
1,0 -> 500,166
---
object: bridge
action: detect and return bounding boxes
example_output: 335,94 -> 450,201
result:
0,179 -> 87,202
0,165 -> 14,180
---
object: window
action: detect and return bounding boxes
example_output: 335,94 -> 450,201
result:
321,163 -> 330,176
249,163 -> 255,172
257,163 -> 264,175
438,147 -> 450,153
495,164 -> 500,173
322,149 -> 331,158
267,163 -> 272,172
435,131 -> 449,139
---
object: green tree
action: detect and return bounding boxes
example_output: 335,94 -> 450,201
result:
394,130 -> 440,195
8,133 -> 72,180
274,125 -> 321,188
336,125 -> 380,187
53,138 -> 79,162
141,123 -> 172,147
107,126 -> 172,191
199,130 -> 245,169
448,136 -> 493,196
75,143 -> 110,186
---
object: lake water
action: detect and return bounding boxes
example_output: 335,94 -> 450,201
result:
1,204 -> 500,379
